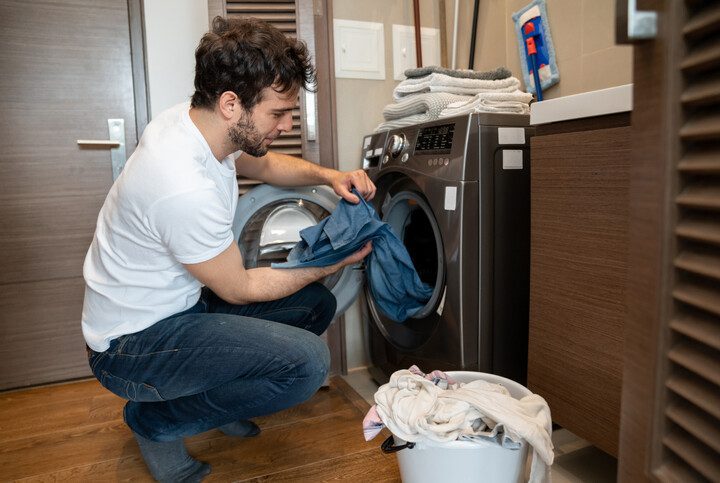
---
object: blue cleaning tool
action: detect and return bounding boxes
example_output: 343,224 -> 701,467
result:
512,0 -> 559,100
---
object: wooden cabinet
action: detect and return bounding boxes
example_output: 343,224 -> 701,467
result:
528,113 -> 630,456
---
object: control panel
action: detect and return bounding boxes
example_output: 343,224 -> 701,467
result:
414,123 -> 455,155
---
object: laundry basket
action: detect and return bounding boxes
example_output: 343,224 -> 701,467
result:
381,371 -> 531,483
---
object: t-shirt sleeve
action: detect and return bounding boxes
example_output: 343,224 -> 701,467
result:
149,189 -> 235,264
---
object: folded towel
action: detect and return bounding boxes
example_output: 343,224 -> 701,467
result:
376,93 -> 472,132
439,90 -> 533,117
394,74 -> 521,100
404,65 -> 512,80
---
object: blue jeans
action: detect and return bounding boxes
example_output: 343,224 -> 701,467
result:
87,282 -> 335,442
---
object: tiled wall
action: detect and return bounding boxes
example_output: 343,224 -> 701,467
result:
449,0 -> 633,99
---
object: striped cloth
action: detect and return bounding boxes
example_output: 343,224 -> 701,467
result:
394,74 -> 522,100
375,93 -> 471,132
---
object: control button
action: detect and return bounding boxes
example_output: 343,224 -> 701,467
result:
427,159 -> 432,166
388,134 -> 407,157
444,158 -> 450,166
401,153 -> 409,163
365,149 -> 373,158
382,155 -> 389,164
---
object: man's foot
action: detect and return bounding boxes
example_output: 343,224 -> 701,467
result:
133,432 -> 211,482
218,419 -> 261,437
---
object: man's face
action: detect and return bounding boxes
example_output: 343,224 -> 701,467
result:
228,86 -> 297,157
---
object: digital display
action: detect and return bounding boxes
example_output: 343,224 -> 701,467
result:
414,123 -> 455,154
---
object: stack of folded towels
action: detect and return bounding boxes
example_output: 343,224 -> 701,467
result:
376,66 -> 533,132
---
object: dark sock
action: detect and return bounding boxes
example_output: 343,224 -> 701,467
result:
218,419 -> 261,437
133,432 -> 211,482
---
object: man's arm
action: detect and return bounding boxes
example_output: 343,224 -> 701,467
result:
236,151 -> 375,203
184,240 -> 371,305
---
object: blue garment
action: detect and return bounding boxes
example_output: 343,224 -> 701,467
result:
88,283 -> 334,441
273,191 -> 433,321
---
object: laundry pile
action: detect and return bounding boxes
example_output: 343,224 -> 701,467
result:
376,66 -> 533,131
363,366 -> 554,483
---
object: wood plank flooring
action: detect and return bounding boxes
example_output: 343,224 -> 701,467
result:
0,377 -> 400,481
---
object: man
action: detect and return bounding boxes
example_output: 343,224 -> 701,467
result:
82,16 -> 375,482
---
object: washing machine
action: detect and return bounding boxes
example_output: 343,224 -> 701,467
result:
232,112 -> 532,386
362,113 -> 532,385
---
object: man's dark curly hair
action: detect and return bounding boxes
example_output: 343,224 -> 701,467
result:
191,16 -> 316,111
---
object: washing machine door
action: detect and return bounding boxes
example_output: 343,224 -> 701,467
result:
366,174 -> 446,351
232,184 -> 363,317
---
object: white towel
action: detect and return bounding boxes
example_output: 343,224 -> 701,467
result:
394,73 -> 521,100
376,93 -> 472,132
374,370 -> 554,483
439,90 -> 534,117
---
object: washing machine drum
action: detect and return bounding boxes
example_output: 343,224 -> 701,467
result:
232,184 -> 362,317
367,181 -> 446,351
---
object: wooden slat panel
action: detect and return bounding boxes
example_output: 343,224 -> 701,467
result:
666,402 -> 720,453
680,75 -> 720,106
683,2 -> 720,40
667,341 -> 720,385
676,184 -> 720,210
226,4 -> 295,14
663,428 -> 720,482
673,282 -> 720,317
679,113 -> 720,140
678,149 -> 720,173
674,250 -> 720,281
670,312 -> 720,351
676,216 -> 720,246
680,39 -> 720,74
666,373 -> 720,420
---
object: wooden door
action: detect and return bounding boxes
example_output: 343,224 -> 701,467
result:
0,0 -> 143,389
617,0 -> 720,480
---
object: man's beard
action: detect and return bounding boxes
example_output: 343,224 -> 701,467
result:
228,111 -> 268,157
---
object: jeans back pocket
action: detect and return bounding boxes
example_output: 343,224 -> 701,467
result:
99,370 -> 164,402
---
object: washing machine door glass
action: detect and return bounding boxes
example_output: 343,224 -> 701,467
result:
366,177 -> 446,351
232,185 -> 363,317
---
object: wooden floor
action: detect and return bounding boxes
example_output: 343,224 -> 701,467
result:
0,376 -> 400,481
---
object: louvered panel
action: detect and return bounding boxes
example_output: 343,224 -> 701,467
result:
683,1 -> 720,39
665,6 -> 720,478
666,402 -> 720,453
670,313 -> 720,350
673,282 -> 720,316
225,0 -> 306,199
663,428 -> 720,481
676,184 -> 720,209
666,372 -> 720,421
680,39 -> 720,74
680,76 -> 720,106
679,113 -> 720,140
674,250 -> 720,281
676,216 -> 720,245
656,459 -> 707,483
667,340 -> 720,385
678,148 -> 720,172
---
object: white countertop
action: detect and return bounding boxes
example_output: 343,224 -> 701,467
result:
530,84 -> 633,125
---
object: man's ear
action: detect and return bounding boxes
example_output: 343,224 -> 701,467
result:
217,91 -> 240,120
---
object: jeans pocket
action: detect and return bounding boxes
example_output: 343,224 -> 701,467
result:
99,370 -> 165,402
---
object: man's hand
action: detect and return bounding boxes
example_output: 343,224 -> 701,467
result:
330,169 -> 376,204
329,241 -> 373,272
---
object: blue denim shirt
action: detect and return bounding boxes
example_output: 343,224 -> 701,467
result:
273,191 -> 433,321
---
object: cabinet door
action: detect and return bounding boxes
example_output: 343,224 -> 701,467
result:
528,124 -> 630,456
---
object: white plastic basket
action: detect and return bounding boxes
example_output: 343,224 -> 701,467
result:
380,371 -> 531,483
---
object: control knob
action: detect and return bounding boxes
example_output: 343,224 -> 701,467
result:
388,134 -> 406,157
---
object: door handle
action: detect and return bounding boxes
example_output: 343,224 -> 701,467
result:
76,140 -> 121,148
77,119 -> 127,181
616,0 -> 657,44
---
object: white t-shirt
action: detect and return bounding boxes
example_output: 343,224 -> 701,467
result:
82,102 -> 240,351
